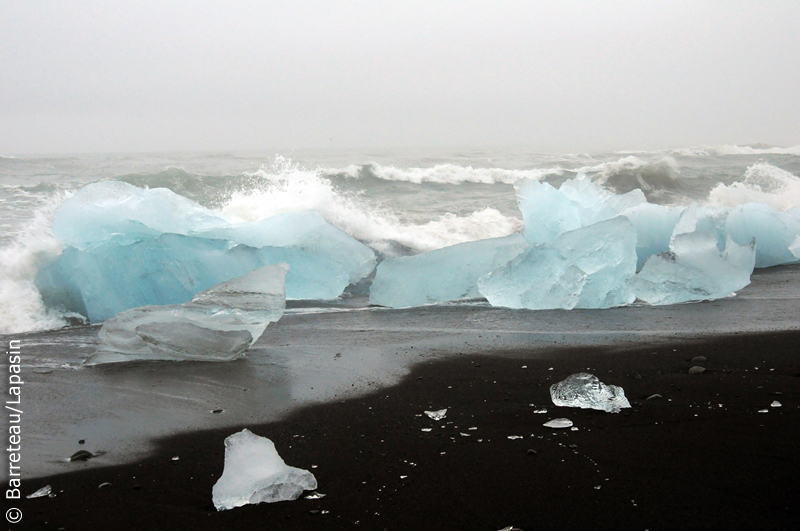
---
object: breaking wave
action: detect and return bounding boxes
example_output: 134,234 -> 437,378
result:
221,157 -> 520,254
0,191 -> 76,334
707,163 -> 800,211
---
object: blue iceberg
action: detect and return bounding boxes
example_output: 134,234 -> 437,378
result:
724,203 -> 800,268
198,210 -> 376,284
368,234 -> 528,308
478,217 -> 638,310
631,230 -> 756,305
53,181 -> 228,249
88,264 -> 287,364
35,234 -> 349,323
40,182 -> 377,322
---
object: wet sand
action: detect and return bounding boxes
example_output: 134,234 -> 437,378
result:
13,331 -> 799,531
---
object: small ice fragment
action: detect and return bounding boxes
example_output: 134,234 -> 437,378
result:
27,485 -> 52,499
420,428 -> 432,432
544,418 -> 573,429
98,482 -> 112,489
460,433 -> 471,437
571,427 -> 579,431
594,485 -> 601,490
771,401 -> 782,408
212,429 -> 317,511
758,409 -> 769,413
550,373 -> 631,413
533,408 -> 548,414
688,366 -> 706,374
304,491 -> 326,500
172,456 -> 180,461
521,366 -> 527,369
508,435 -> 523,440
468,427 -> 478,430
424,409 -> 447,421
400,476 -> 408,479
70,450 -> 95,461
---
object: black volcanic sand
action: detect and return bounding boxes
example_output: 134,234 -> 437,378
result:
13,332 -> 800,531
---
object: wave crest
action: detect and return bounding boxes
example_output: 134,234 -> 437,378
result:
707,163 -> 800,211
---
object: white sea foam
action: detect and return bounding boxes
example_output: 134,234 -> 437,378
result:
221,157 -> 520,254
363,163 -> 561,185
707,163 -> 800,211
671,145 -> 800,157
0,192 -> 73,334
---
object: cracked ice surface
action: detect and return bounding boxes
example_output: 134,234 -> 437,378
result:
550,373 -> 631,413
212,429 -> 317,511
88,264 -> 287,364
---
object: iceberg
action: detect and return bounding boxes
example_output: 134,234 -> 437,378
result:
632,231 -> 756,305
53,181 -> 228,249
87,264 -> 287,364
478,217 -> 638,310
724,203 -> 800,267
369,234 -> 527,308
212,429 -> 317,511
49,182 -> 376,301
515,176 -> 646,246
35,234 -> 348,322
198,210 -> 376,284
550,373 -> 631,413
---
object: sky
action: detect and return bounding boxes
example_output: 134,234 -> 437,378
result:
1,0 -> 799,154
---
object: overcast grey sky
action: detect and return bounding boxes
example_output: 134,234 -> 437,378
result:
1,1 -> 798,154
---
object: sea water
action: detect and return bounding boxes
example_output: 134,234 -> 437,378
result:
2,145 -> 800,335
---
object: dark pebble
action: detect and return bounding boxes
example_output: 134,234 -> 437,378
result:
691,356 -> 707,363
78,439 -> 85,445
688,366 -> 706,374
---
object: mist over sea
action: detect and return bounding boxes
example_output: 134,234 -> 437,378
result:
1,144 -> 800,335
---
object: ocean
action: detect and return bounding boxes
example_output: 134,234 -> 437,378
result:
2,145 -> 800,478
3,144 -> 800,335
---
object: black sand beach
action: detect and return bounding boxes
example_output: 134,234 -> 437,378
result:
13,331 -> 799,531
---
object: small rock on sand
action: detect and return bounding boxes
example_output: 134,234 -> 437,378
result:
688,366 -> 706,374
691,356 -> 707,363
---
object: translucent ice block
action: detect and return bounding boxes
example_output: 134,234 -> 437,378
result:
550,373 -> 631,413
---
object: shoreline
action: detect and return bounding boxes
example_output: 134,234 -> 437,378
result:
12,331 -> 799,530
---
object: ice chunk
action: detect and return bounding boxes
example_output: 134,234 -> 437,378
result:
198,210 -> 376,284
725,203 -> 800,267
26,485 -> 53,499
36,234 -> 347,322
621,203 -> 683,270
515,176 -> 646,246
478,217 -> 637,310
369,234 -> 527,308
791,235 -> 800,260
550,373 -> 631,413
212,429 -> 317,511
424,409 -> 448,421
543,418 -> 573,429
516,179 -> 582,244
87,264 -> 287,364
632,233 -> 756,305
53,181 -> 228,249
